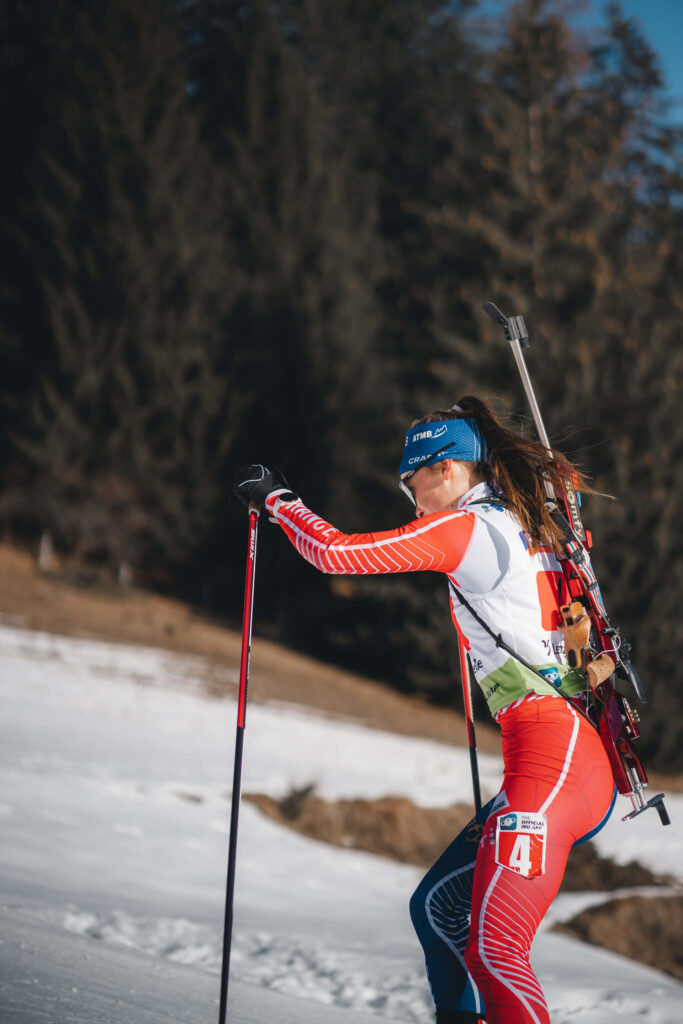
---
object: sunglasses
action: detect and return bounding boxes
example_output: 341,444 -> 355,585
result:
399,441 -> 457,505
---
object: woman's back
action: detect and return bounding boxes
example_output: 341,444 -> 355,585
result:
445,482 -> 585,716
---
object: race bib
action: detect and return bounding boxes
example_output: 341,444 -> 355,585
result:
495,811 -> 547,878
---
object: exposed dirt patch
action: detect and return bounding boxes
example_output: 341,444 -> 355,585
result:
246,790 -> 477,867
245,787 -> 671,888
557,894 -> 683,980
560,840 -> 674,892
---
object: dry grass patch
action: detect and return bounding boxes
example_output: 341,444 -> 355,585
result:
557,894 -> 683,980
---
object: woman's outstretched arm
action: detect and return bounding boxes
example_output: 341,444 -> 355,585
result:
265,492 -> 476,576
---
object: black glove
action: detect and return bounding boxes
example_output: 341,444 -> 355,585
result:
232,464 -> 298,508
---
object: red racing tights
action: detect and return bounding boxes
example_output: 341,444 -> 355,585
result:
464,695 -> 615,1024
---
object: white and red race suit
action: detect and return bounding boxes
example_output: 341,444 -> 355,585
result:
266,480 -> 615,1024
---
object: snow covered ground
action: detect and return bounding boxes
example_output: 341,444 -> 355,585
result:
0,623 -> 680,1022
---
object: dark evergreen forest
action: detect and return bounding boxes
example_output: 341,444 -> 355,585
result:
1,0 -> 681,768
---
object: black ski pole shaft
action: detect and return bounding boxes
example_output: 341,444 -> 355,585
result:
219,504 -> 260,1024
457,637 -> 481,813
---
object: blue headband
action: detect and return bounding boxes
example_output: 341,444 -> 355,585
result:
400,419 -> 487,477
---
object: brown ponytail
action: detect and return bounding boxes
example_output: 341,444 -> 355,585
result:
412,397 -> 591,553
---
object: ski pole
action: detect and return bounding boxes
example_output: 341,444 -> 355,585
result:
219,504 -> 260,1024
458,637 -> 481,813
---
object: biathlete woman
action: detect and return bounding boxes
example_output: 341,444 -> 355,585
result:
233,395 -> 616,1024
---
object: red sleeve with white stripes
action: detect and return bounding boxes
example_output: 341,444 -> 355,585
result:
265,495 -> 476,576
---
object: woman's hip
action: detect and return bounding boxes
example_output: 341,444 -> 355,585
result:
495,694 -> 614,839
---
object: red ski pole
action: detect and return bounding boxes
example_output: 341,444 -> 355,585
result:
219,504 -> 260,1024
458,637 -> 482,814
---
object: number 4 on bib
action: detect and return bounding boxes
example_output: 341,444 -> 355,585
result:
495,812 -> 547,878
